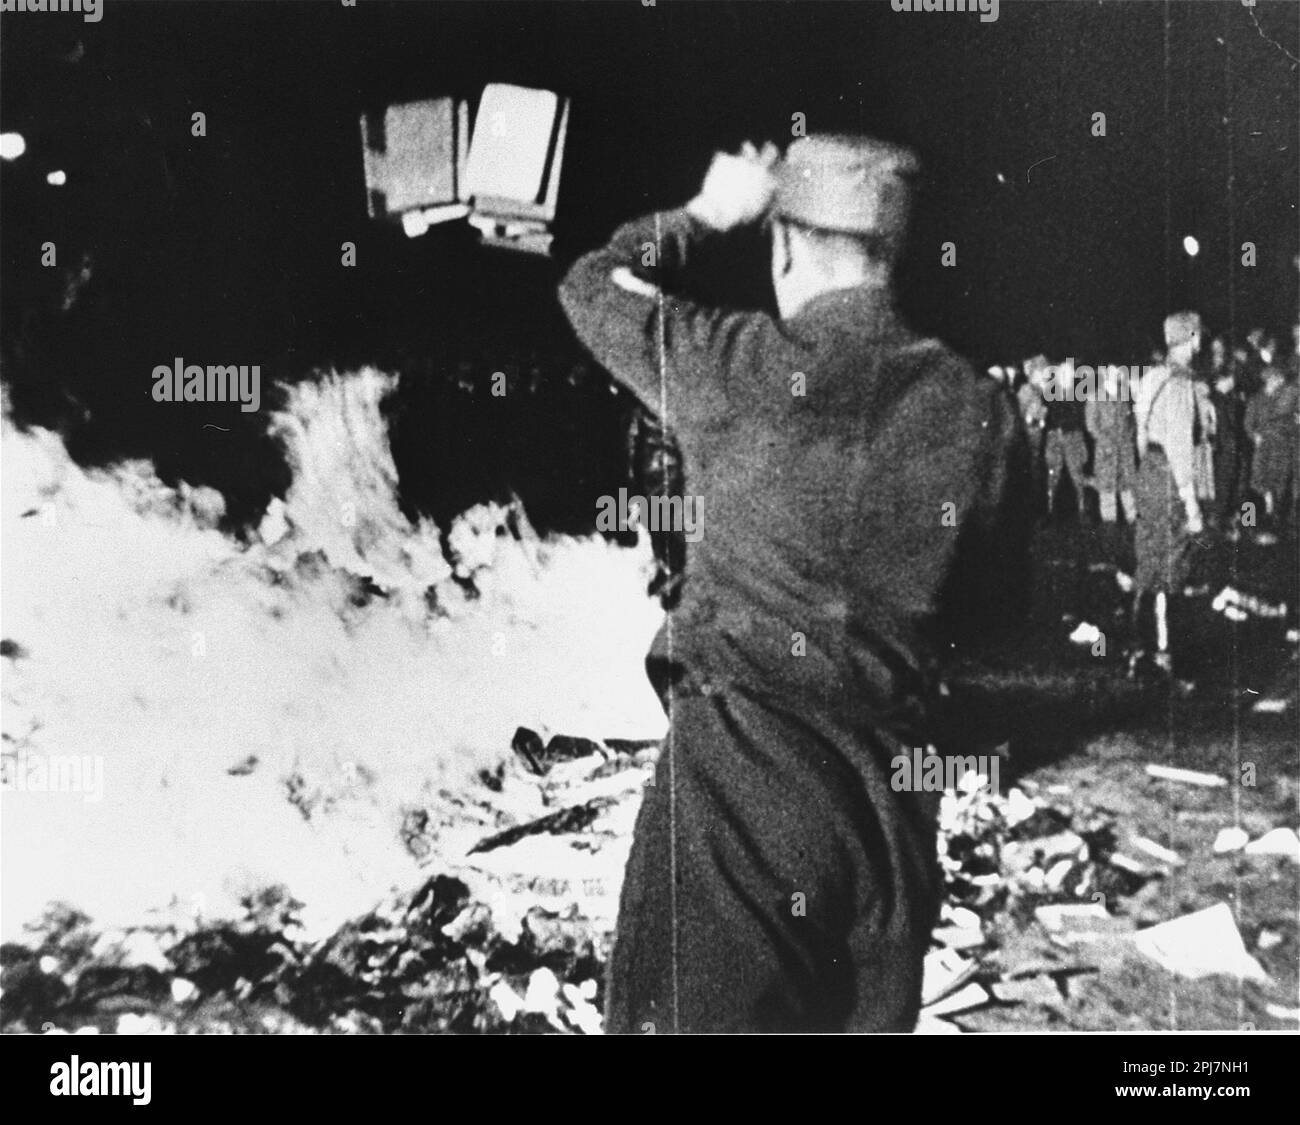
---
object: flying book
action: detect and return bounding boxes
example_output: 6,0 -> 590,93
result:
360,83 -> 569,255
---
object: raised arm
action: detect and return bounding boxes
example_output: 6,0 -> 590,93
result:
557,144 -> 782,422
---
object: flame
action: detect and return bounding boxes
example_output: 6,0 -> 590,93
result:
1,369 -> 664,940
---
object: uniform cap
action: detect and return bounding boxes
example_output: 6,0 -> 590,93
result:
773,135 -> 918,239
1163,310 -> 1203,349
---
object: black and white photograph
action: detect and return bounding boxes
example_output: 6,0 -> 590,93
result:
1,0 -> 1297,1069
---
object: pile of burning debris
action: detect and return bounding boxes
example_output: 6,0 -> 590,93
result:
4,734 -> 1294,1034
0,729 -> 651,1035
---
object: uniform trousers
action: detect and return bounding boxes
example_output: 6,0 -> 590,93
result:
605,665 -> 942,1033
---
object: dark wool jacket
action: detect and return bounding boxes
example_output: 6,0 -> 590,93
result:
560,208 -> 1017,732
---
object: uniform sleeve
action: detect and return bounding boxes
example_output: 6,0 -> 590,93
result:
557,208 -> 779,424
1164,382 -> 1197,495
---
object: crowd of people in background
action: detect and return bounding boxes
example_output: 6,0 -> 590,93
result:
985,315 -> 1299,675
989,320 -> 1300,542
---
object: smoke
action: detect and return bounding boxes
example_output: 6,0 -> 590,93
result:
1,369 -> 664,940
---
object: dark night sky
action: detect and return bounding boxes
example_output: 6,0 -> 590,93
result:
2,0 -> 1298,418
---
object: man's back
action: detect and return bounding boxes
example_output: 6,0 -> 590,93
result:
560,208 -> 1015,704
661,287 -> 1015,710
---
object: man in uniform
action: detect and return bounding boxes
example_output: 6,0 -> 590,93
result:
1015,358 -> 1049,515
1042,361 -> 1089,520
558,136 -> 1018,1032
1131,311 -> 1205,674
1245,345 -> 1299,535
1209,363 -> 1246,534
1084,364 -> 1138,526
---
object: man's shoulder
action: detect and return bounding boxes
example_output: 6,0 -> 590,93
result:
890,336 -> 1014,432
891,334 -> 982,390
